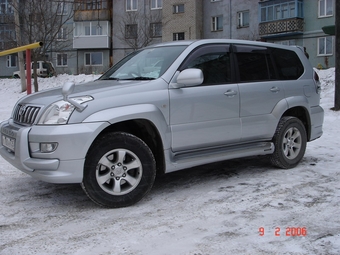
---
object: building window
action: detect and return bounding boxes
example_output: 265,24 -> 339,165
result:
212,16 -> 223,31
76,0 -> 108,10
173,4 -> 184,14
56,53 -> 68,67
0,0 -> 13,14
6,55 -> 17,68
75,21 -> 106,36
151,0 -> 162,9
274,40 -> 296,46
318,36 -> 333,56
125,24 -> 137,39
85,52 -> 103,66
173,32 -> 185,41
237,10 -> 249,28
57,27 -> 67,41
57,2 -> 68,15
318,0 -> 333,17
150,22 -> 162,37
260,0 -> 303,22
126,0 -> 137,11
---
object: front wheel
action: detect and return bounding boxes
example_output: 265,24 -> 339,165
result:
82,132 -> 156,208
270,117 -> 307,169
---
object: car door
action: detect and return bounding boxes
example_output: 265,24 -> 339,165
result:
169,44 -> 241,152
233,44 -> 285,141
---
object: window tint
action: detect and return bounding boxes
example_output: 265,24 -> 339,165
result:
235,45 -> 275,82
180,45 -> 231,85
271,48 -> 304,80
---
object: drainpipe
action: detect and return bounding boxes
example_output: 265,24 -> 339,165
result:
229,0 -> 232,39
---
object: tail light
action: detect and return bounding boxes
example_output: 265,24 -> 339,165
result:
314,71 -> 321,94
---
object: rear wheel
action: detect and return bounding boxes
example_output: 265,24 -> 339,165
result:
270,117 -> 307,169
82,132 -> 156,208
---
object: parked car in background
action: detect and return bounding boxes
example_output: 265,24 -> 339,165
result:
13,61 -> 55,78
0,39 -> 324,208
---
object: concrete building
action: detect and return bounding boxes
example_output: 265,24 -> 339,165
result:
259,0 -> 335,68
203,0 -> 260,41
303,0 -> 335,68
111,0 -> 163,63
0,0 -> 16,77
0,0 -> 336,77
72,0 -> 112,74
162,0 -> 203,41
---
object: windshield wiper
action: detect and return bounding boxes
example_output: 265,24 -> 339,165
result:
121,77 -> 155,80
100,77 -> 120,80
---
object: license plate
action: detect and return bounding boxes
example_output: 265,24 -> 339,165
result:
2,135 -> 15,152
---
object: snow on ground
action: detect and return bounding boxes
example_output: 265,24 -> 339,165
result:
0,70 -> 339,255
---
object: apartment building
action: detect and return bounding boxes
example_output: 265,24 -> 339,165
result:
303,0 -> 335,68
162,0 -> 203,41
0,0 -> 16,77
111,0 -> 163,63
259,0 -> 335,68
203,0 -> 260,41
0,0 -> 336,77
72,0 -> 112,74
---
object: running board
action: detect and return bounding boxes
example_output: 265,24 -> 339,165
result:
172,142 -> 274,165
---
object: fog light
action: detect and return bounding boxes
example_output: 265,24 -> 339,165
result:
40,142 -> 58,153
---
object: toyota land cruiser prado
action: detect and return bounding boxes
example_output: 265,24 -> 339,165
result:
0,39 -> 324,208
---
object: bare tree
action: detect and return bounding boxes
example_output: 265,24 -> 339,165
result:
117,10 -> 162,51
12,0 -> 75,92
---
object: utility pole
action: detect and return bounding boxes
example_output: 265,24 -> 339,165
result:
13,0 -> 26,92
334,0 -> 340,111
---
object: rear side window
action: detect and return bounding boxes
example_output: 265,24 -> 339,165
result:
271,48 -> 304,80
234,45 -> 275,82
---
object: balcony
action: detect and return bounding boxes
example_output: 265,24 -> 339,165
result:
73,21 -> 111,49
259,17 -> 304,37
74,9 -> 111,22
73,35 -> 110,49
73,0 -> 112,21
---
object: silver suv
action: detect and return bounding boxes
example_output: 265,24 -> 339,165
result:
0,39 -> 324,208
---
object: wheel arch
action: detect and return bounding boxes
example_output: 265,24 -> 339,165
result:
282,106 -> 311,141
87,119 -> 166,176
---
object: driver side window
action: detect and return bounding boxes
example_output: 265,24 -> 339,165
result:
180,44 -> 231,85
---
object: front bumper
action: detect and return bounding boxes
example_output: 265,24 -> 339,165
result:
0,120 -> 109,183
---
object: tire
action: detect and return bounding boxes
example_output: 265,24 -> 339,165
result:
270,117 -> 307,169
82,132 -> 156,208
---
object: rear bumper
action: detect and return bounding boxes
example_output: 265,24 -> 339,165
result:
309,105 -> 324,141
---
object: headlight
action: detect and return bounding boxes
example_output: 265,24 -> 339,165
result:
38,96 -> 93,125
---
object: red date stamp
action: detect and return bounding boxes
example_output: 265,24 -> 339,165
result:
259,227 -> 307,236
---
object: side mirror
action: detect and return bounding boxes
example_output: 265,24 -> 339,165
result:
171,68 -> 203,88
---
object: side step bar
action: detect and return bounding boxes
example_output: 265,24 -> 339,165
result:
172,142 -> 274,166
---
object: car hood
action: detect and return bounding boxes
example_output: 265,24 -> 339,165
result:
18,79 -> 159,106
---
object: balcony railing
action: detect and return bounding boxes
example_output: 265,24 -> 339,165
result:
259,17 -> 304,36
73,35 -> 111,49
74,9 -> 111,21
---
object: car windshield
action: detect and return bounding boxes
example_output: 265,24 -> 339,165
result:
99,45 -> 187,81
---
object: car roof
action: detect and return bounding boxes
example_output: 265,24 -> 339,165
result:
148,39 -> 297,51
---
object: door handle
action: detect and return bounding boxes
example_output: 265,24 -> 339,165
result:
270,87 -> 280,93
224,90 -> 237,97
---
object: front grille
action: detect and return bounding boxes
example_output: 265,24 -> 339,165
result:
13,104 -> 41,125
